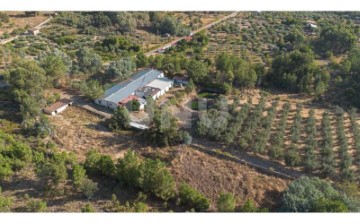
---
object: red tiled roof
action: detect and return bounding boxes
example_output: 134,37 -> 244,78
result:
119,95 -> 139,105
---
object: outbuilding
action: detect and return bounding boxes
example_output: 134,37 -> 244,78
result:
43,98 -> 73,116
28,28 -> 40,36
173,75 -> 189,87
146,77 -> 174,97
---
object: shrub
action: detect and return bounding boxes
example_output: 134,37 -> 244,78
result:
116,151 -> 175,201
84,149 -> 115,177
116,151 -> 143,188
36,160 -> 68,188
284,145 -> 301,167
217,192 -> 236,212
80,178 -> 98,199
25,199 -> 47,212
141,159 -> 176,201
178,182 -> 210,212
0,187 -> 12,212
240,199 -> 259,212
81,203 -> 96,212
72,164 -> 87,190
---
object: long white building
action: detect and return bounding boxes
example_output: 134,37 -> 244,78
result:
95,69 -> 173,110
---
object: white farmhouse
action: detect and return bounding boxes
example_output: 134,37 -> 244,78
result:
95,69 -> 169,110
43,98 -> 73,116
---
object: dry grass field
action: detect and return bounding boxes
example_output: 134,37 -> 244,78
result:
0,12 -> 49,36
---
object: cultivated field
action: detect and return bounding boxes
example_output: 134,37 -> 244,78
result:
194,88 -> 360,182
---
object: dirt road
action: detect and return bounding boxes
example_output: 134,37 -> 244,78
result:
191,138 -> 304,180
144,12 -> 238,57
0,16 -> 53,45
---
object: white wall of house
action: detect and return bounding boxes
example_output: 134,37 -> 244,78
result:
47,105 -> 69,116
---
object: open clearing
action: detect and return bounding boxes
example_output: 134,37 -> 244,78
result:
49,106 -> 143,161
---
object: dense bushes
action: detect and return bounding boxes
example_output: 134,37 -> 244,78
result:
84,149 -> 115,177
76,80 -> 104,100
105,57 -> 135,81
117,151 -> 176,201
316,25 -> 357,56
146,107 -> 190,146
72,164 -> 98,199
339,47 -> 360,108
0,131 -> 33,180
5,59 -> 47,127
215,53 -> 260,89
281,176 -> 359,212
75,48 -> 102,75
100,37 -> 140,53
268,50 -> 330,95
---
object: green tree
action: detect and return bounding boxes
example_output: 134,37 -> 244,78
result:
136,52 -> 148,68
178,182 -> 210,212
284,145 -> 302,167
84,149 -> 115,177
72,164 -> 87,190
79,80 -> 104,100
141,158 -> 176,201
6,59 -> 47,124
36,160 -> 68,188
76,48 -> 102,75
147,107 -> 183,146
105,57 -> 135,81
116,12 -> 137,34
217,192 -> 236,212
317,25 -> 357,55
39,54 -> 67,86
186,59 -> 208,84
268,50 -> 329,94
80,178 -> 98,199
281,176 -> 357,212
108,106 -> 131,130
84,149 -> 102,175
34,115 -> 53,138
0,162 -> 13,181
116,150 -> 143,188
